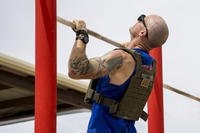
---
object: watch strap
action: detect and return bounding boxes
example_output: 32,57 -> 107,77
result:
75,30 -> 89,44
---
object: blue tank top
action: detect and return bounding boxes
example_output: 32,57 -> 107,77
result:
87,48 -> 154,133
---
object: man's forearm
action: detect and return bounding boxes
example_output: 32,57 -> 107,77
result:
68,40 -> 90,77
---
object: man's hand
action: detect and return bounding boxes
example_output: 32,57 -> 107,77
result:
72,20 -> 87,31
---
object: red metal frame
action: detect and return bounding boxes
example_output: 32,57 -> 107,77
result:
148,47 -> 164,133
35,0 -> 57,133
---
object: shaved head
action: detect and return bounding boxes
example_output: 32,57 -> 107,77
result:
146,15 -> 169,48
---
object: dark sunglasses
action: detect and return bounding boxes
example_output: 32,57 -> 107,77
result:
137,14 -> 148,37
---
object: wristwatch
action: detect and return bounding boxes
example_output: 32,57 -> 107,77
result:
75,30 -> 89,44
76,34 -> 89,44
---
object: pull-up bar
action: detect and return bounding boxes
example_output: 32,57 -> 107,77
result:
57,16 -> 124,48
57,16 -> 200,103
164,84 -> 200,102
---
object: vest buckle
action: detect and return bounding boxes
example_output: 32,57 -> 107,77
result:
93,93 -> 104,104
109,101 -> 119,114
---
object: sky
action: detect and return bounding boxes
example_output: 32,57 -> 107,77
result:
0,0 -> 200,133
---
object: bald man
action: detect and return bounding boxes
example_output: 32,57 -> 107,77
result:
68,14 -> 169,133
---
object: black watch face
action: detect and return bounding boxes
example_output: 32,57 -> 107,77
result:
84,36 -> 89,44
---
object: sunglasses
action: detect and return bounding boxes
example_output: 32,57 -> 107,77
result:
137,14 -> 148,37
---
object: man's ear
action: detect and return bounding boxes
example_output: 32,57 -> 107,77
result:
139,30 -> 147,37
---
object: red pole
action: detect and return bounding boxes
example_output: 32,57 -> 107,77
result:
35,0 -> 57,133
148,47 -> 164,133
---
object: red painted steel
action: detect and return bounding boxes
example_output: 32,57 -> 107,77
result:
148,48 -> 164,133
35,0 -> 57,133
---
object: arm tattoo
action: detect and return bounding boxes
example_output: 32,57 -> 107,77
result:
96,58 -> 106,77
68,49 -> 124,79
70,55 -> 89,75
105,56 -> 123,72
94,55 -> 123,77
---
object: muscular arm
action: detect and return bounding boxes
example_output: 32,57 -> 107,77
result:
68,40 -> 124,79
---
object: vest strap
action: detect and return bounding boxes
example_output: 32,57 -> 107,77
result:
91,90 -> 119,114
84,88 -> 95,104
92,90 -> 149,120
140,111 -> 148,121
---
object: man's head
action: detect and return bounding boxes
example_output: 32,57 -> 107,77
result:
129,14 -> 169,50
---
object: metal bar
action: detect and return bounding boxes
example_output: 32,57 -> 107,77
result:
164,84 -> 200,102
57,16 -> 124,48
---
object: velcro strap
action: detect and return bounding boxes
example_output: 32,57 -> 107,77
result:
140,111 -> 148,121
92,91 -> 119,114
84,88 -> 95,103
93,93 -> 104,104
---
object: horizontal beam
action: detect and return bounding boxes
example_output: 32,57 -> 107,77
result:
0,106 -> 82,126
0,84 -> 12,91
0,96 -> 34,110
0,70 -> 34,91
0,70 -> 89,108
57,88 -> 91,109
